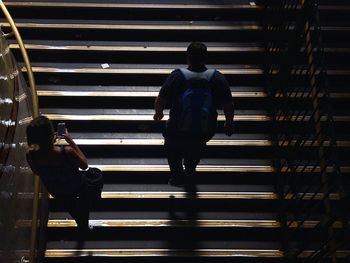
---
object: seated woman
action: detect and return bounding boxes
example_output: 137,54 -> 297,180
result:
26,116 -> 89,230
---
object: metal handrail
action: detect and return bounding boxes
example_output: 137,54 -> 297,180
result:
0,1 -> 41,263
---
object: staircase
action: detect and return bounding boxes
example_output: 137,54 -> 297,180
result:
2,0 -> 349,262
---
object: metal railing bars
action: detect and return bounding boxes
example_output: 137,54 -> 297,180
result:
288,178 -> 337,218
265,0 -> 346,261
280,129 -> 327,172
284,162 -> 328,201
279,115 -> 319,153
0,2 -> 42,263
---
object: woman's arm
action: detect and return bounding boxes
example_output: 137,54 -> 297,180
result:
63,130 -> 88,170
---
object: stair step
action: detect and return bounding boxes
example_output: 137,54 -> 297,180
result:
19,219 -> 284,228
23,219 -> 342,228
0,20 -> 262,31
48,211 -> 279,220
59,138 -> 272,147
55,132 -> 271,147
9,40 -> 265,52
40,109 -> 350,122
6,1 -> 349,12
35,85 -> 350,99
2,20 -> 349,32
1,20 -> 265,42
34,84 -> 265,94
41,109 -> 270,122
23,63 -> 263,75
53,133 -> 350,147
13,249 -> 350,260
9,41 -> 266,64
44,248 -> 283,258
9,41 -> 350,54
20,63 -> 350,77
18,191 -> 341,200
89,164 -> 274,173
4,1 -> 263,10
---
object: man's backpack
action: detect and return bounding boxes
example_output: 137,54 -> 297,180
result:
177,68 -> 217,137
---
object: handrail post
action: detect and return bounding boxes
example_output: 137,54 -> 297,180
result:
0,2 -> 41,263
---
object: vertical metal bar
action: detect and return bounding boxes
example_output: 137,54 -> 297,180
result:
0,2 -> 40,263
300,0 -> 336,262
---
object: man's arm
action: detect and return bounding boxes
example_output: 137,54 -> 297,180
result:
223,102 -> 234,136
213,70 -> 234,136
154,69 -> 180,121
153,96 -> 166,121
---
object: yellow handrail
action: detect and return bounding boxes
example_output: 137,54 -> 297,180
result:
0,1 -> 41,263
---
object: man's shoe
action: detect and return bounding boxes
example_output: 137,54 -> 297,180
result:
168,177 -> 186,187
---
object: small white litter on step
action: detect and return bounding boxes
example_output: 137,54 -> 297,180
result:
101,63 -> 110,69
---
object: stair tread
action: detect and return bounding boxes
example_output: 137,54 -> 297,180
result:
21,191 -> 278,200
11,40 -> 350,56
54,133 -> 349,147
45,241 -> 283,250
44,219 -> 335,229
48,211 -> 279,220
43,248 -> 284,259
42,108 -> 265,114
41,108 -> 350,122
26,62 -> 262,70
58,132 -> 350,142
42,108 -> 270,123
7,0 -> 349,11
101,184 -> 275,192
85,158 -> 273,166
23,63 -> 263,75
22,63 -> 350,76
20,191 -> 339,200
45,219 -> 282,228
36,85 -> 267,100
1,19 -> 262,29
36,85 -> 265,92
62,132 -> 271,140
2,20 -> 349,31
10,40 -> 350,53
5,0 -> 263,9
35,85 -> 350,99
10,40 -> 265,50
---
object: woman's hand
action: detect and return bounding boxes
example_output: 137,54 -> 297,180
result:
63,128 -> 74,146
53,132 -> 58,142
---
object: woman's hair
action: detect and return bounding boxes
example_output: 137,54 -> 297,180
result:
26,116 -> 54,150
187,42 -> 207,66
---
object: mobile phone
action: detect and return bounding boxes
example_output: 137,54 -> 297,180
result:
57,122 -> 66,137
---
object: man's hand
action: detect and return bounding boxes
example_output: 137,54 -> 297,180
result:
224,122 -> 234,136
153,112 -> 164,121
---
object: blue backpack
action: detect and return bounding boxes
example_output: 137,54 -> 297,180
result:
177,68 -> 217,136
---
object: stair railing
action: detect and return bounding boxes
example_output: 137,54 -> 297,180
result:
0,1 -> 41,263
264,0 -> 347,262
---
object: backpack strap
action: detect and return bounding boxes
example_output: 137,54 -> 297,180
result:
179,68 -> 216,81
